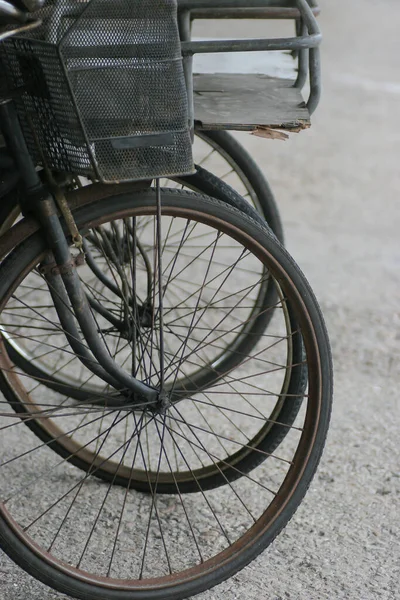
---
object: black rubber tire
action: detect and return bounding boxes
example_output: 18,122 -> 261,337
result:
178,164 -> 268,230
197,130 -> 284,243
0,190 -> 332,600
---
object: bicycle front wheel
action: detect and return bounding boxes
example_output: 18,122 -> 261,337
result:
0,188 -> 332,600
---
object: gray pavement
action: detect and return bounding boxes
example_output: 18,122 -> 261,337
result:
1,0 -> 399,598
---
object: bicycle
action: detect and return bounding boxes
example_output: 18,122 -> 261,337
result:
0,2 -> 332,599
0,0 -> 323,431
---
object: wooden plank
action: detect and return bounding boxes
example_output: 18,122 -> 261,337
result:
193,73 -> 310,131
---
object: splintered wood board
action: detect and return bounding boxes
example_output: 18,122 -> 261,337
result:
193,74 -> 310,131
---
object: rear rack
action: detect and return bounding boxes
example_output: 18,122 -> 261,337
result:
178,0 -> 321,133
179,0 -> 319,19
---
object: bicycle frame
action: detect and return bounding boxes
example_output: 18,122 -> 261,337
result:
178,0 -> 321,127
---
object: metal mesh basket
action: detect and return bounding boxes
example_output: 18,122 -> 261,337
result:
0,0 -> 194,182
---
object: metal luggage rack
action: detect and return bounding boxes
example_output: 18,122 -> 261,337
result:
178,0 -> 321,133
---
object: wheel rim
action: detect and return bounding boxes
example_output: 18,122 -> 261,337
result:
0,195 -> 326,592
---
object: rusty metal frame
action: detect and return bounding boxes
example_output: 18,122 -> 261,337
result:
180,0 -> 320,20
179,0 -> 321,117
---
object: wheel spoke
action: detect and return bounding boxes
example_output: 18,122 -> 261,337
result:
0,186 -> 329,593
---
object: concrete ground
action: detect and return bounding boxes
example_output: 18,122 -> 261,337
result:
1,0 -> 399,598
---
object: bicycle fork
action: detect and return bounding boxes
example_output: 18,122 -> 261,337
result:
0,99 -> 160,408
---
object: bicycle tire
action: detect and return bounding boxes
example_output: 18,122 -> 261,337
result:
0,188 -> 332,600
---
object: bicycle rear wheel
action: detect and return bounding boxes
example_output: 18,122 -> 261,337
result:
0,188 -> 332,600
3,172 -> 278,402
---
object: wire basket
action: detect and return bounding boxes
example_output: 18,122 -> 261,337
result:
0,0 -> 194,182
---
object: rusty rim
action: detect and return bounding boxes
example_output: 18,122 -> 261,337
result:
0,196 -> 325,591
